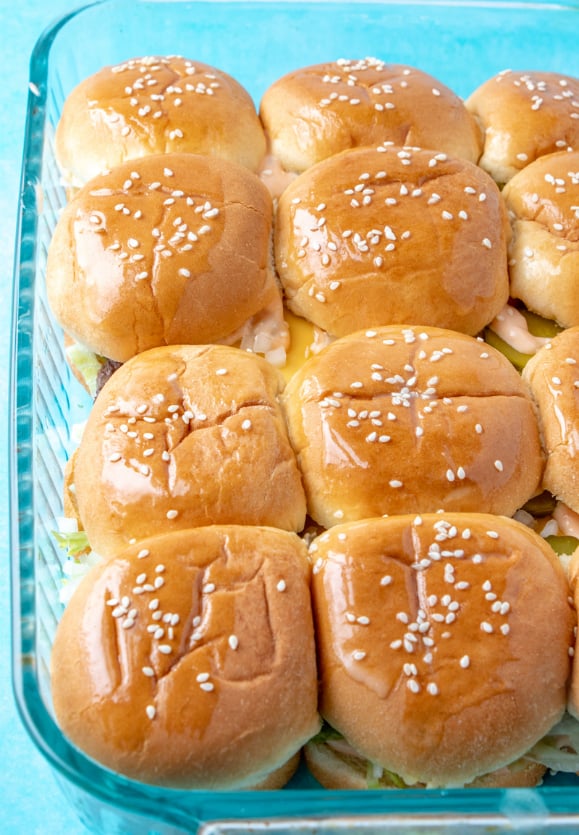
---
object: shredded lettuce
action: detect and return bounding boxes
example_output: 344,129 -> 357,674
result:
53,529 -> 90,557
527,713 -> 579,773
365,761 -> 407,789
65,342 -> 104,398
311,722 -> 344,744
313,724 -> 408,789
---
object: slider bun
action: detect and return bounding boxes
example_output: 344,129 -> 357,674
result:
308,513 -> 574,788
502,151 -> 579,328
466,70 -> 579,184
274,145 -> 509,337
260,58 -> 482,173
523,326 -> 579,513
282,325 -> 544,527
55,55 -> 267,185
46,153 -> 284,363
71,344 -> 307,557
50,525 -> 320,788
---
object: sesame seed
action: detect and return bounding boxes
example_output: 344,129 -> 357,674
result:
482,238 -> 492,249
352,650 -> 367,661
427,682 -> 439,695
407,680 -> 420,693
203,582 -> 216,594
158,644 -> 172,654
166,509 -> 179,519
200,682 -> 215,692
146,705 -> 156,720
380,575 -> 392,586
277,579 -> 287,592
228,635 -> 239,650
460,655 -> 470,669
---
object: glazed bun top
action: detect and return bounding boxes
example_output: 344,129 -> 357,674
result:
274,144 -> 509,338
310,513 -> 574,787
502,150 -> 579,328
55,55 -> 267,185
70,344 -> 307,557
466,69 -> 579,184
281,325 -> 544,527
51,525 -> 320,788
523,326 -> 579,512
46,153 -> 285,364
260,57 -> 482,173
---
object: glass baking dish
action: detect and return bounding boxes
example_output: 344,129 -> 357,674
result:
9,0 -> 579,832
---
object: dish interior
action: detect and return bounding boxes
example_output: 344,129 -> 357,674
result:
11,0 -> 579,831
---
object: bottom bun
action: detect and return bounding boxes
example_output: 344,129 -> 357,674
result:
305,738 -> 546,790
248,752 -> 302,790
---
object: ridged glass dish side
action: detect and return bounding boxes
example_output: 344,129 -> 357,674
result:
10,1 -> 579,832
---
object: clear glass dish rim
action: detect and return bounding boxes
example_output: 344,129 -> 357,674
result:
9,0 -> 579,827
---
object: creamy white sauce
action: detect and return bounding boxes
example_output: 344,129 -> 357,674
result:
554,503 -> 579,539
488,303 -> 551,355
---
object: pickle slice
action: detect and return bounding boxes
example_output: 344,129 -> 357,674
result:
483,327 -> 532,371
545,535 -> 579,556
521,309 -> 562,339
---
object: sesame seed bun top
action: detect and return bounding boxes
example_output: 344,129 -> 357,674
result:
55,55 -> 267,186
70,344 -> 307,557
51,525 -> 320,788
466,69 -> 579,185
309,513 -> 574,787
281,325 -> 544,527
523,325 -> 579,512
274,144 -> 510,338
502,150 -> 579,328
46,152 -> 285,364
260,58 -> 483,173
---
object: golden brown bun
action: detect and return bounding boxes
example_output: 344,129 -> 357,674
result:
260,58 -> 482,173
50,525 -> 320,788
281,325 -> 544,527
304,739 -> 547,789
72,344 -> 307,557
523,327 -> 579,513
248,752 -> 302,790
46,152 -> 285,364
309,513 -> 574,788
55,56 -> 267,185
502,151 -> 579,328
274,145 -> 509,338
466,70 -> 579,184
